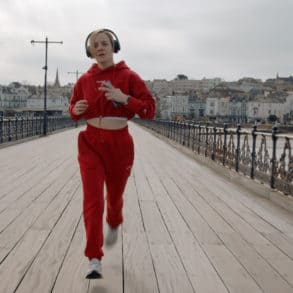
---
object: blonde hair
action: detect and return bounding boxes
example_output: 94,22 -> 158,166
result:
88,29 -> 114,58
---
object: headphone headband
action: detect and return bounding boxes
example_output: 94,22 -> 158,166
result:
85,28 -> 121,57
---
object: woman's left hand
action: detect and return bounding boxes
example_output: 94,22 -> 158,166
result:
99,81 -> 128,105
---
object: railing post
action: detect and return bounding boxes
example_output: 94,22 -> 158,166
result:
211,126 -> 217,160
181,122 -> 184,144
235,124 -> 241,172
270,126 -> 278,189
250,124 -> 257,179
26,117 -> 29,137
0,116 -> 3,144
205,125 -> 209,157
191,122 -> 195,151
187,123 -> 191,148
198,123 -> 201,154
177,122 -> 180,143
223,124 -> 227,166
8,118 -> 11,141
181,122 -> 184,145
21,117 -> 24,139
15,117 -> 18,140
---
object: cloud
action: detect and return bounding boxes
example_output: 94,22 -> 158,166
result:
0,0 -> 292,85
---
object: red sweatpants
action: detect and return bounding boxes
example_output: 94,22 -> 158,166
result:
77,124 -> 134,260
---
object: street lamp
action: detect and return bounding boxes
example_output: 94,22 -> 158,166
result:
31,37 -> 63,136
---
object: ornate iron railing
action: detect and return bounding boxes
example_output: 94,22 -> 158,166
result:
0,116 -> 78,144
134,119 -> 293,196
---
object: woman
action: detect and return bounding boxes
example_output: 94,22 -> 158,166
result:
68,28 -> 155,279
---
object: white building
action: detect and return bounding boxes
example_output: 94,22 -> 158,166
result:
161,95 -> 189,119
206,97 -> 218,116
246,98 -> 286,122
171,78 -> 221,94
206,97 -> 230,117
149,79 -> 171,97
0,82 -> 30,110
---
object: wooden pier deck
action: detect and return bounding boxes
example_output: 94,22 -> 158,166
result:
0,122 -> 293,293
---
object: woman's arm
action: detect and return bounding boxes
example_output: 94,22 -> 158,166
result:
125,73 -> 156,120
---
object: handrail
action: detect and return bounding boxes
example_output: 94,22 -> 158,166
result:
133,119 -> 293,196
0,116 -> 79,144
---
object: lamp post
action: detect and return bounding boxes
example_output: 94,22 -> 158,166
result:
31,37 -> 63,136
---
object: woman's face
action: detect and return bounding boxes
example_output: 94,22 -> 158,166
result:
91,32 -> 114,68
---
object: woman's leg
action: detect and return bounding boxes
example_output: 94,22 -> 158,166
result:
104,132 -> 134,228
78,131 -> 105,260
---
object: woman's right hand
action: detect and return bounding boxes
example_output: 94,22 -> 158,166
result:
73,99 -> 89,115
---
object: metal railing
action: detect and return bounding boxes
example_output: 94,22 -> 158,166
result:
0,116 -> 78,144
134,119 -> 293,196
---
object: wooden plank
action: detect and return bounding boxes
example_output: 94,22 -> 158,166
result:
0,203 -> 47,250
191,168 -> 293,235
203,244 -> 263,293
262,231 -> 293,259
0,208 -> 21,232
0,248 -> 9,262
181,172 -> 293,287
140,201 -> 172,245
88,228 -> 123,293
123,233 -> 159,293
151,181 -> 228,293
147,161 -> 222,245
171,232 -> 228,293
0,144 -> 45,185
123,175 -> 159,293
140,202 -> 193,292
123,176 -> 145,234
150,244 -> 194,293
0,181 -> 81,292
0,157 -> 71,204
163,155 -> 293,287
0,172 -> 79,251
0,158 -> 75,213
52,219 -> 89,293
219,232 -> 293,293
0,228 -> 50,293
14,187 -> 82,293
132,156 -> 154,201
13,158 -> 77,209
0,155 -> 61,197
254,242 -> 293,287
153,161 -> 234,235
140,155 -> 167,200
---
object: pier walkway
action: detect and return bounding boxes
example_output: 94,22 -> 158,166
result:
0,122 -> 293,293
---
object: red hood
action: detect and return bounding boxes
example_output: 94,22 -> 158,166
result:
86,61 -> 130,76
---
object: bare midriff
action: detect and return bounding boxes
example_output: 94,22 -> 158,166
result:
87,116 -> 128,130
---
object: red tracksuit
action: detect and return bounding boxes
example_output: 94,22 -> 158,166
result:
69,61 -> 155,260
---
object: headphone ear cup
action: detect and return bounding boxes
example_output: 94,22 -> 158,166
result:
86,45 -> 92,57
85,32 -> 93,58
113,40 -> 120,53
113,41 -> 118,53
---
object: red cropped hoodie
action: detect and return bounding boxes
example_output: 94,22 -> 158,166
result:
68,61 -> 155,121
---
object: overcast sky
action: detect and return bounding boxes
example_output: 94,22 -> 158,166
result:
0,0 -> 292,86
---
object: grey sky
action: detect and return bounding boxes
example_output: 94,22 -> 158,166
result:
0,0 -> 292,86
